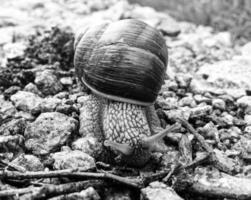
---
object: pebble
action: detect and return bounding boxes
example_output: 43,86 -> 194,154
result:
11,154 -> 44,171
52,149 -> 95,170
72,136 -> 103,158
24,112 -> 78,155
60,77 -> 73,86
0,95 -> 17,117
237,96 -> 251,113
244,115 -> 251,125
141,181 -> 184,200
10,91 -> 43,112
0,118 -> 26,136
212,99 -> 226,110
24,83 -> 42,95
35,69 -> 63,95
178,96 -> 196,107
156,97 -> 178,110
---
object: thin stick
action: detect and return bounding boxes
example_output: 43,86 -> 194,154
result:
177,118 -> 234,174
0,169 -> 142,188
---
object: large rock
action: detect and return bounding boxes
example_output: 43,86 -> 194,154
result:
10,91 -> 43,112
52,148 -> 95,170
24,112 -> 78,155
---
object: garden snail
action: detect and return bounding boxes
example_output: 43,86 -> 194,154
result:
74,19 -> 180,167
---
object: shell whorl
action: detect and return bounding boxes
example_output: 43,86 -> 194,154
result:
74,19 -> 168,106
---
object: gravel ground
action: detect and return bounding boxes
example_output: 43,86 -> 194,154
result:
0,0 -> 251,200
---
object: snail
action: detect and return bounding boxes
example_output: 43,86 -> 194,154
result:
74,19 -> 180,167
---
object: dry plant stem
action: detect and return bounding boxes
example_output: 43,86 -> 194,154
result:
162,162 -> 182,183
177,118 -> 213,153
20,180 -> 104,200
0,187 -> 37,197
163,153 -> 210,183
177,118 -> 233,174
0,169 -> 142,188
0,160 -> 26,172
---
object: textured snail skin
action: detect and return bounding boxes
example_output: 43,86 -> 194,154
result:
80,94 -> 167,167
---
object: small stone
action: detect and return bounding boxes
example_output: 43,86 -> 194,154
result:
156,97 -> 178,110
190,105 -> 212,118
72,136 -> 103,158
39,97 -> 62,113
190,78 -> 224,95
214,149 -> 240,173
237,96 -> 251,114
60,77 -> 73,86
175,74 -> 192,88
178,96 -> 196,107
0,95 -> 16,117
193,94 -> 211,104
10,91 -> 43,112
141,181 -> 183,200
244,115 -> 251,125
212,99 -> 226,110
24,83 -> 41,95
15,111 -> 35,121
162,91 -> 177,99
0,118 -> 26,136
55,104 -> 78,115
221,112 -> 234,126
244,126 -> 251,134
165,107 -> 191,122
35,69 -> 63,95
24,112 -> 78,155
54,91 -> 69,99
4,86 -> 21,99
11,154 -> 44,171
52,149 -> 95,170
161,80 -> 178,92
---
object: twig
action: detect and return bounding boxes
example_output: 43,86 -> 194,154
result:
177,117 -> 234,174
163,153 -> 210,183
0,160 -> 26,172
0,169 -> 142,188
20,180 -> 103,200
177,118 -> 213,153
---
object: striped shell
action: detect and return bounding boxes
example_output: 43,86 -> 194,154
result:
74,19 -> 168,106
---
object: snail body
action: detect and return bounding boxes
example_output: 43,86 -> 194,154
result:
74,19 -> 176,167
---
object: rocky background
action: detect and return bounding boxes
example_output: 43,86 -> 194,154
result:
0,0 -> 251,200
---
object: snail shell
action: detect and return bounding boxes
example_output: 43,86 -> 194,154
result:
74,19 -> 168,106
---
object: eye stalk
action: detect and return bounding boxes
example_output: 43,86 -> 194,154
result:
141,123 -> 181,151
